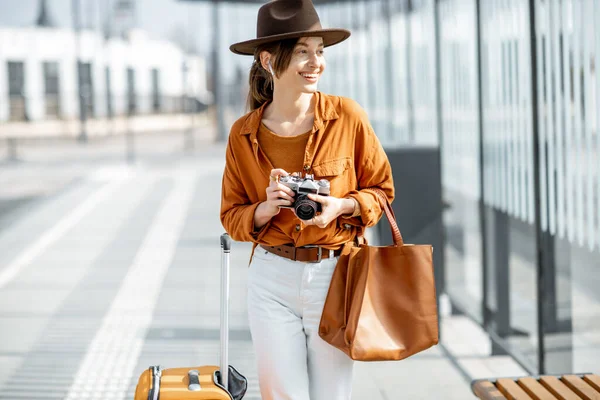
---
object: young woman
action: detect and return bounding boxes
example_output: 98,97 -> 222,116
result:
220,0 -> 394,398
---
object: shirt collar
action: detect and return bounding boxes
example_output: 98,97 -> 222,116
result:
240,91 -> 339,136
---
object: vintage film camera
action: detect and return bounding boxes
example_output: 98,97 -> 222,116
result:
279,174 -> 330,220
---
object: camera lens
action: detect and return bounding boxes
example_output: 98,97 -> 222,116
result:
294,194 -> 318,220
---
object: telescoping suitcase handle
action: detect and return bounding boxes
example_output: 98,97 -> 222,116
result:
219,233 -> 232,391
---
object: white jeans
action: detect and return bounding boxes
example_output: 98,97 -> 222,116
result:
247,247 -> 354,400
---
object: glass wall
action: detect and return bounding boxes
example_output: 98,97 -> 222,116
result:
431,0 -> 598,374
530,0 -> 600,374
479,0 -> 540,370
439,0 -> 484,326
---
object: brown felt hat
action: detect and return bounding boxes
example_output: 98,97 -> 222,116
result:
229,0 -> 351,56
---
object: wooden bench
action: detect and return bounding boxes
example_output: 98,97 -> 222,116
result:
471,373 -> 600,399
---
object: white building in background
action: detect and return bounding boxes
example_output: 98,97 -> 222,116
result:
0,26 -> 211,134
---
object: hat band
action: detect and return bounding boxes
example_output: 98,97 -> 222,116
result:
258,21 -> 323,39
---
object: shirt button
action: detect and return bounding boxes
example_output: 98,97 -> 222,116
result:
303,165 -> 310,171
295,224 -> 301,231
344,223 -> 352,230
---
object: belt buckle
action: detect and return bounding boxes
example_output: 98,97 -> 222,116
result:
315,247 -> 322,263
303,245 -> 324,263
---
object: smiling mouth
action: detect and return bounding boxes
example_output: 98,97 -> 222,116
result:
300,73 -> 319,80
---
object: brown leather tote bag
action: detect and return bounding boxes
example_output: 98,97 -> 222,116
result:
318,188 -> 439,361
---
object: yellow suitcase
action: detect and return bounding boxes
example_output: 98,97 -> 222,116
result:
134,365 -> 247,400
133,234 -> 247,400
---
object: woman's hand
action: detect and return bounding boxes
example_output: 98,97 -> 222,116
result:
263,168 -> 296,216
302,194 -> 356,228
254,169 -> 296,230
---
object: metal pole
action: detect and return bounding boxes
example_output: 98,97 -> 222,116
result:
183,56 -> 189,148
366,1 -> 379,133
121,1 -> 136,164
346,2 -> 355,99
186,4 -> 195,150
73,0 -> 88,142
126,120 -> 135,163
405,0 -> 415,143
182,4 -> 194,151
433,0 -> 446,338
212,0 -> 226,142
527,0 -> 546,374
355,1 -> 369,109
7,138 -> 18,162
383,0 -> 395,144
126,68 -> 135,164
102,0 -> 114,135
220,234 -> 231,391
474,0 -> 490,331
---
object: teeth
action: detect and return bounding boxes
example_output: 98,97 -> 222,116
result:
301,73 -> 317,79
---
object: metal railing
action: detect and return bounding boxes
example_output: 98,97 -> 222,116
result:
1,92 -> 210,122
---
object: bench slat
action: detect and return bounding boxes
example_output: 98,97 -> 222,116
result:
561,375 -> 600,400
539,376 -> 581,400
472,381 -> 509,400
583,375 -> 600,393
497,378 -> 534,400
517,377 -> 557,400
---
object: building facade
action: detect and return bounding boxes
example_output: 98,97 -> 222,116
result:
0,27 -> 210,126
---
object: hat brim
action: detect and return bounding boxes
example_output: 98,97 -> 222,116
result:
229,29 -> 351,56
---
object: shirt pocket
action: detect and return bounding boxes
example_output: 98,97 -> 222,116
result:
312,157 -> 354,197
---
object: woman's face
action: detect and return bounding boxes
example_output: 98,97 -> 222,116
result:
272,36 -> 326,94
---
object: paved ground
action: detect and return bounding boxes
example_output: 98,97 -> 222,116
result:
0,127 -> 527,399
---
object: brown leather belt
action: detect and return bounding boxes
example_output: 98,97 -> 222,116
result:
260,244 -> 342,263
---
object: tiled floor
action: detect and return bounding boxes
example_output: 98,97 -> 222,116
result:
0,130 -> 542,399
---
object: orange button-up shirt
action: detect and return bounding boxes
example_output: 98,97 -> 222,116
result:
220,92 -> 395,249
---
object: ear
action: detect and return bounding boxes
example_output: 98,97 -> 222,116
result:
259,51 -> 272,73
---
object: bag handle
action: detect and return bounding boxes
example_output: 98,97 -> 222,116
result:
371,188 -> 404,246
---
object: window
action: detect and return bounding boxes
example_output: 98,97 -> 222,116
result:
7,61 -> 26,121
105,67 -> 113,118
127,67 -> 136,114
77,62 -> 94,117
151,68 -> 160,112
43,61 -> 61,117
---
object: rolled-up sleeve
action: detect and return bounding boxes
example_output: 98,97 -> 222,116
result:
344,117 -> 394,228
220,135 -> 271,243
